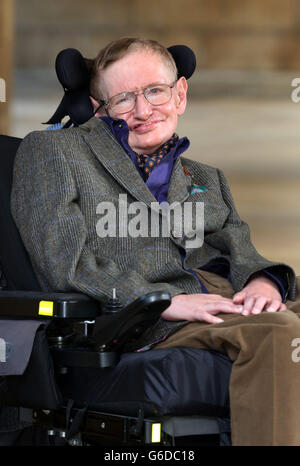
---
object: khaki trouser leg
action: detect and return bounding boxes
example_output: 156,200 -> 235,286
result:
154,271 -> 300,446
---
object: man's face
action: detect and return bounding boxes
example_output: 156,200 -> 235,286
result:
97,50 -> 188,154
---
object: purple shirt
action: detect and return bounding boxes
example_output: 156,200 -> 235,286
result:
101,116 -> 190,203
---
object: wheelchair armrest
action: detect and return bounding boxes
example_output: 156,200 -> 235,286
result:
0,290 -> 101,319
0,290 -> 171,369
50,290 -> 172,368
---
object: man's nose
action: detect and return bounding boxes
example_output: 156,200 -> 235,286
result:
133,93 -> 152,119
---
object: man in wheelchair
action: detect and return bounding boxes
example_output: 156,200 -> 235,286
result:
2,37 -> 300,446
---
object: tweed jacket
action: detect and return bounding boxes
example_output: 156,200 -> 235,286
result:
11,117 -> 296,346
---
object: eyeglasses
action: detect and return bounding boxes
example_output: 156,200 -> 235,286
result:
99,81 -> 177,116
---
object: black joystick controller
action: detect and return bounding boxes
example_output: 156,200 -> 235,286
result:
104,288 -> 123,314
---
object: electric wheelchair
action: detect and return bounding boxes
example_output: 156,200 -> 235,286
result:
0,45 -> 232,446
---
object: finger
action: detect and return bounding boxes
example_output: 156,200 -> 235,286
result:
250,296 -> 268,315
242,296 -> 267,315
233,292 -> 245,304
266,299 -> 283,313
195,311 -> 224,324
241,296 -> 255,315
203,302 -> 243,314
279,303 -> 287,312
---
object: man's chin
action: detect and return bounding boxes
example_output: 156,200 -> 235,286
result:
130,132 -> 172,154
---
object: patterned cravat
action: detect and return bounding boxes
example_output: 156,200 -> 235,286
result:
136,133 -> 179,179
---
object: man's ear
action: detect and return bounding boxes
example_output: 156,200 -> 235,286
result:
175,77 -> 188,116
89,95 -> 103,117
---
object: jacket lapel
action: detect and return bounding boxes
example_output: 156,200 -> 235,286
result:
167,157 -> 192,205
81,118 -> 157,208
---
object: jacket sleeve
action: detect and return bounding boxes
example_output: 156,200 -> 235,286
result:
10,131 -> 184,307
205,168 -> 296,300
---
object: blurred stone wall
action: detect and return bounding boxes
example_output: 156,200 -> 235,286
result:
14,0 -> 300,71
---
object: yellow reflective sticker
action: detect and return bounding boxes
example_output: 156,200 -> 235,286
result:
151,423 -> 161,443
38,301 -> 54,316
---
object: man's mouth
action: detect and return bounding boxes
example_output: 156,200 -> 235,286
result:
132,120 -> 161,133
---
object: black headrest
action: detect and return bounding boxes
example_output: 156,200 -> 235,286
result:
168,45 -> 196,80
46,45 -> 196,126
56,48 -> 90,91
